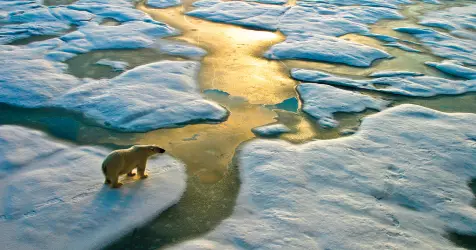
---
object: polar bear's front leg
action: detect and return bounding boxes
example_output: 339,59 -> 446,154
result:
137,161 -> 148,179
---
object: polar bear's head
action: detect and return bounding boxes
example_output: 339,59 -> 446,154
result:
133,145 -> 166,156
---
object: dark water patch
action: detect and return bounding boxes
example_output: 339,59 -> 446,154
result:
392,93 -> 476,114
265,97 -> 299,113
65,49 -> 188,79
42,0 -> 78,6
100,18 -> 121,26
8,35 -> 59,46
447,231 -> 476,250
0,104 -> 110,143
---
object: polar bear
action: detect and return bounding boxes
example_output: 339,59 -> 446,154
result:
102,145 -> 166,188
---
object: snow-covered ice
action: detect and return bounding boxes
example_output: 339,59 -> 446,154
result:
369,71 -> 424,78
278,5 -> 403,37
0,2 -> 93,44
55,61 -> 229,132
0,46 -> 228,132
291,68 -> 476,97
0,125 -> 187,250
418,5 -> 476,35
251,124 -> 291,137
267,4 -> 401,66
147,0 -> 181,8
95,58 -> 129,71
0,46 -> 84,107
394,26 -> 476,66
169,104 -> 476,249
384,42 -> 421,53
54,21 -> 177,54
425,61 -> 476,80
297,83 -> 389,128
188,0 -> 403,66
68,0 -> 158,22
187,1 -> 289,31
297,0 -> 412,9
265,34 -> 391,67
248,0 -> 287,5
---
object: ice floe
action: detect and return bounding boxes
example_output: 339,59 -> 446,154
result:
265,34 -> 391,67
270,4 -> 401,66
252,124 -> 291,136
54,21 -> 177,54
147,0 -> 181,8
95,58 -> 129,71
369,71 -> 424,77
186,0 -> 408,66
297,0 -> 412,9
170,104 -> 476,249
0,46 -> 228,132
297,83 -> 389,128
394,27 -> 476,66
188,1 -> 289,31
426,60 -> 476,80
418,5 -> 476,34
55,61 -> 229,132
68,0 -> 155,22
291,68 -> 476,97
0,3 -> 93,44
384,42 -> 421,53
0,125 -> 187,250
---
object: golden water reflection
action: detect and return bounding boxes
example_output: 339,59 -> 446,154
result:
138,3 -> 296,104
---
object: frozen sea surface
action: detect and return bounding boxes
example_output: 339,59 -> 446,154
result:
0,125 -> 187,250
291,68 -> 476,97
297,83 -> 389,128
252,124 -> 291,137
170,104 -> 476,249
0,46 -> 228,132
425,60 -> 476,80
187,0 -> 404,66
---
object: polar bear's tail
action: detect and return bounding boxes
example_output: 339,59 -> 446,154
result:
101,162 -> 107,176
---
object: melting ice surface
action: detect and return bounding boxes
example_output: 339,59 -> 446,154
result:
1,0 -> 476,249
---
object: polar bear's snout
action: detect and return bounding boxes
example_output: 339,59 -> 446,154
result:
151,146 -> 165,153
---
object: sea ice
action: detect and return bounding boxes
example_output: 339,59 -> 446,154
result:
369,71 -> 424,77
187,0 -> 403,66
95,58 -> 129,71
56,21 -> 177,54
279,5 -> 403,37
147,0 -> 181,8
0,125 -> 187,250
297,83 -> 389,128
265,33 -> 391,67
0,3 -> 93,44
383,42 -> 421,53
291,68 -> 476,97
395,27 -> 476,66
425,60 -> 476,80
170,104 -> 476,249
418,5 -> 476,34
251,124 -> 291,137
55,61 -> 229,132
68,0 -> 155,22
187,1 -> 289,31
0,46 -> 228,132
